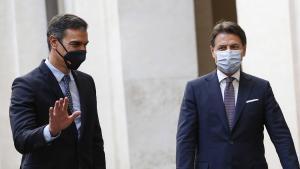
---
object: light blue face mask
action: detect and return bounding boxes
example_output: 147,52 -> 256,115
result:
215,50 -> 242,75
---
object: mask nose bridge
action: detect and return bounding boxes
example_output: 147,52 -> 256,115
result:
225,46 -> 232,52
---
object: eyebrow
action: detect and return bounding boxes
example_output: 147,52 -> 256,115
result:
69,41 -> 89,45
217,43 -> 240,46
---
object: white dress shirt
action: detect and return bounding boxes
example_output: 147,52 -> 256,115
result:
43,59 -> 81,142
217,69 -> 240,105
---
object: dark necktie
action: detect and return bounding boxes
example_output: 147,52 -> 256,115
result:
224,77 -> 235,130
62,75 -> 79,139
62,75 -> 74,113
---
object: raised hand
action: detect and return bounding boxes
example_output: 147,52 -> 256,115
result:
49,97 -> 81,136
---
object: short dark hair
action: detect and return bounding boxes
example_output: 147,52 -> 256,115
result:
209,21 -> 246,47
47,14 -> 88,50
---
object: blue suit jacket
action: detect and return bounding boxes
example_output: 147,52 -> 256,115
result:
9,61 -> 106,169
176,71 -> 299,169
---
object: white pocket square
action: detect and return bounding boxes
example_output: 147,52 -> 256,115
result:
246,99 -> 259,103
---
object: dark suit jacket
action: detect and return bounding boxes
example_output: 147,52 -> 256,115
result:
176,71 -> 299,169
9,61 -> 106,169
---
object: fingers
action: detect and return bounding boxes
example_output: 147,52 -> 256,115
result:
49,106 -> 58,136
58,98 -> 64,110
63,97 -> 69,112
54,101 -> 59,114
49,98 -> 76,133
49,107 -> 54,117
53,98 -> 68,115
70,111 -> 81,120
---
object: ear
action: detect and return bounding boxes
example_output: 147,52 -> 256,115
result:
49,35 -> 58,50
241,45 -> 247,58
210,45 -> 216,59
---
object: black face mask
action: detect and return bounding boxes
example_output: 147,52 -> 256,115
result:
56,40 -> 86,70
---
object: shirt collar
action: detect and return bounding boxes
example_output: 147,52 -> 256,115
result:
45,59 -> 74,82
217,68 -> 240,83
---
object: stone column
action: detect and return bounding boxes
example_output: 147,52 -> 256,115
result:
118,0 -> 198,168
60,0 -> 131,169
236,0 -> 300,168
290,0 -> 300,151
0,0 -> 48,168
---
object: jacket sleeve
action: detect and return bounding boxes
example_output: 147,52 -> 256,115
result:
264,82 -> 300,169
9,77 -> 48,154
176,82 -> 198,169
90,77 -> 106,169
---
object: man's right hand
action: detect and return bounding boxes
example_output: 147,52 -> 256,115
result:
49,97 -> 81,136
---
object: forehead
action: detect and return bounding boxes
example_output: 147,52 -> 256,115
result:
63,28 -> 88,42
214,33 -> 243,46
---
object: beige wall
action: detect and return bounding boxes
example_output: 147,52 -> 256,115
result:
61,0 -> 131,168
290,0 -> 300,149
117,0 -> 198,168
0,0 -> 48,168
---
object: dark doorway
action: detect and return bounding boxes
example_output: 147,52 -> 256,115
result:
45,0 -> 59,23
194,0 -> 237,76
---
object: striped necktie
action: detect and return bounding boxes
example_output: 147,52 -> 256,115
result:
62,75 -> 73,114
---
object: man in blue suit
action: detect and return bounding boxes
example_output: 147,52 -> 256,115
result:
176,21 -> 299,169
10,14 -> 105,169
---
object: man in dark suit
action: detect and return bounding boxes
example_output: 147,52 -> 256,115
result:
9,14 -> 105,169
176,21 -> 299,169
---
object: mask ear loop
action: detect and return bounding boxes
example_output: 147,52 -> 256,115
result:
55,39 -> 68,58
55,39 -> 72,69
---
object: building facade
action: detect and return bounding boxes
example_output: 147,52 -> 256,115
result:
0,0 -> 300,169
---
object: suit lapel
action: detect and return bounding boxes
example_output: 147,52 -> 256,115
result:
72,70 -> 87,140
38,60 -> 64,98
206,71 -> 230,133
232,72 -> 253,130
